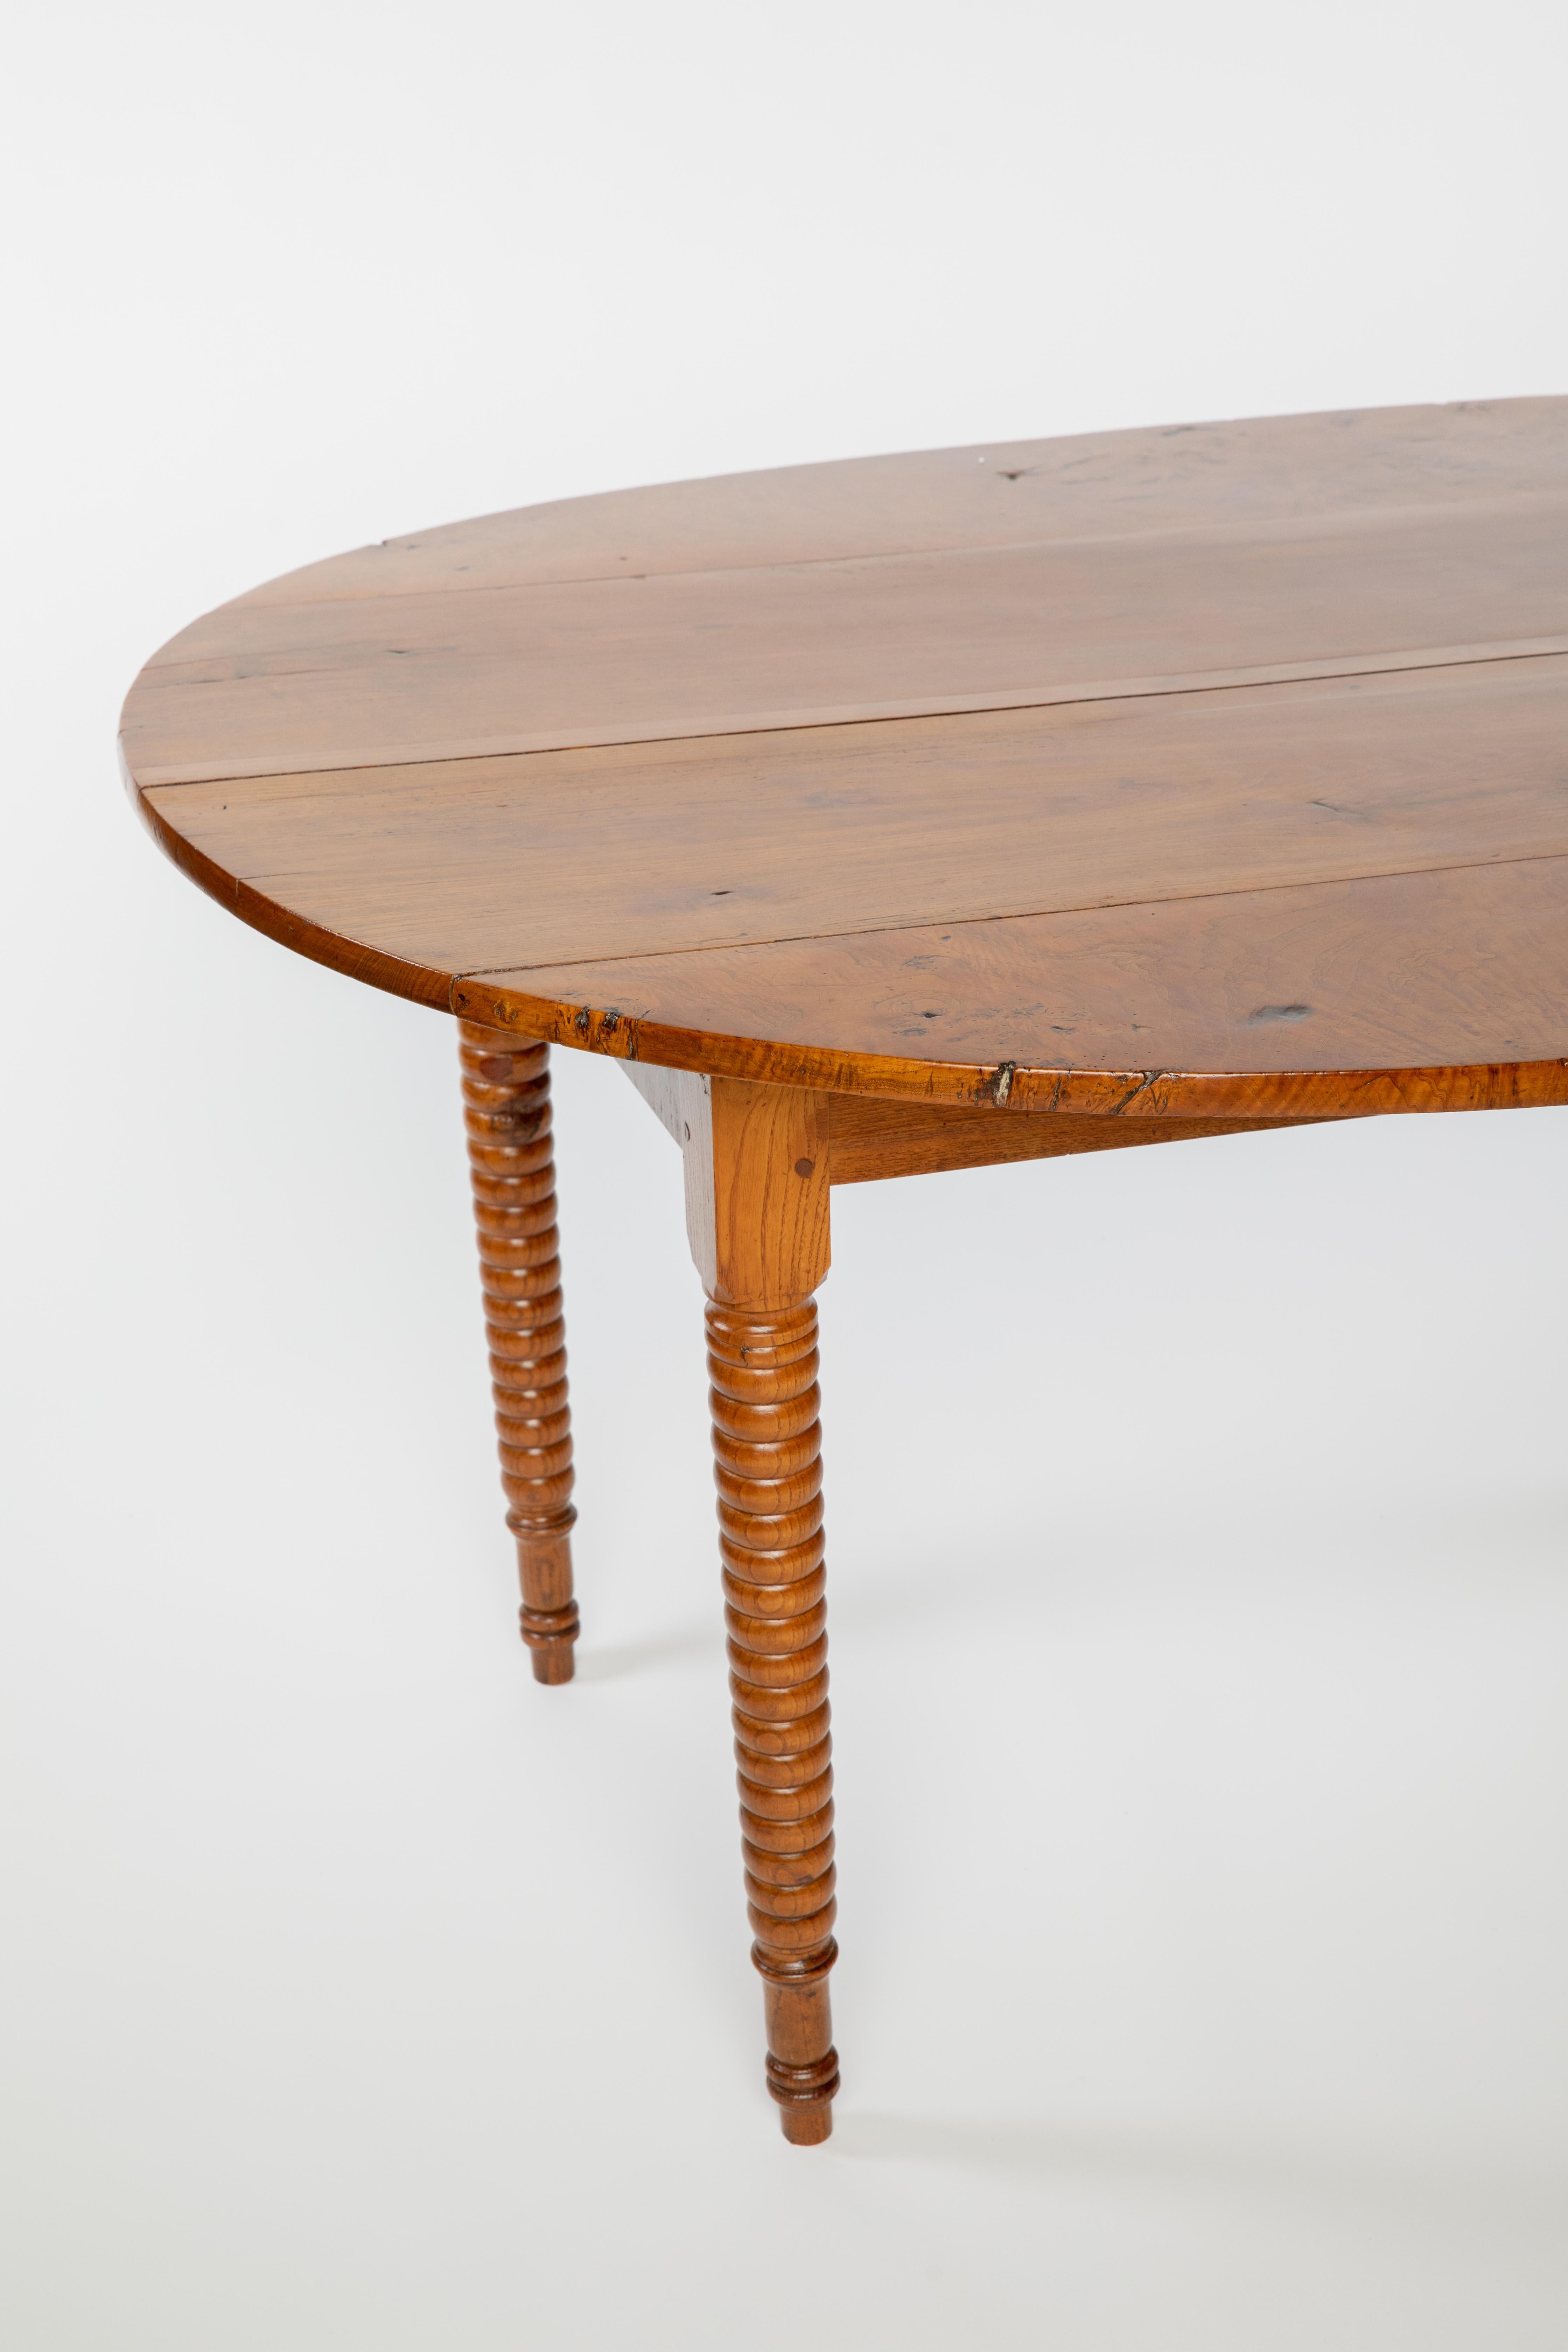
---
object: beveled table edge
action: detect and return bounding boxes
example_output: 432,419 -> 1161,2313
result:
455,973 -> 1568,1123
127,746 -> 1568,1126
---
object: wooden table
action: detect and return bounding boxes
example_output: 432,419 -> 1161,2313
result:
121,399 -> 1568,2143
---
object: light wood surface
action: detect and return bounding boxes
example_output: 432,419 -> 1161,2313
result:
124,398 -> 1568,1121
174,397 -> 1568,613
125,400 -> 1568,784
137,659 -> 1568,973
122,509 -> 1568,782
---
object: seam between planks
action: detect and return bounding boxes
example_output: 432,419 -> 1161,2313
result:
129,639 -> 1568,791
435,844 -> 1568,982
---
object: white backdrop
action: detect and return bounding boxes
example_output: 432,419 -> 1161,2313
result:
4,5 -> 1568,2346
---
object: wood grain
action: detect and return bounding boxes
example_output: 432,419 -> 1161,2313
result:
122,500 -> 1568,784
130,760 -> 453,1008
133,655 -> 1568,977
210,399 -> 1568,611
460,852 -> 1568,1120
825,1096 -> 1316,1181
458,1022 -> 579,1681
682,1078 -> 832,1309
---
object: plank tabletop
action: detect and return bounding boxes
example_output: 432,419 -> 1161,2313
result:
121,398 -> 1568,1120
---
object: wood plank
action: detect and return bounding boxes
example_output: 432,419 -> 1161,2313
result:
129,760 -> 453,1010
825,1096 -> 1314,1181
139,657 -> 1568,974
210,397 -> 1568,610
123,497 -> 1568,783
454,855 -> 1568,1120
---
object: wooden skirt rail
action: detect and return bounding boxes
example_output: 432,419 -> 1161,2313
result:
622,1062 -> 1317,1184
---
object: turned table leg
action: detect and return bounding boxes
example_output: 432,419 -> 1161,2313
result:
457,1020 -> 579,1683
680,1071 -> 839,2140
709,1298 -> 839,2143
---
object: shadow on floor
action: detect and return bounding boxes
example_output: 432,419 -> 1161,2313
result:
575,1623 -> 720,1681
570,1488 -> 1568,1681
831,2111 -> 1568,2241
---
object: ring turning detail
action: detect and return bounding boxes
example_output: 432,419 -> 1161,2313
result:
709,1299 -> 840,2143
459,1021 -> 579,1683
122,399 -> 1568,2141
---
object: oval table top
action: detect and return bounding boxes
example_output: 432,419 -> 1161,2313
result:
122,398 -> 1568,1122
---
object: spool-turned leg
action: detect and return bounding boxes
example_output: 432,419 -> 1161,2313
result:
458,1020 -> 579,1683
708,1297 -> 839,2143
